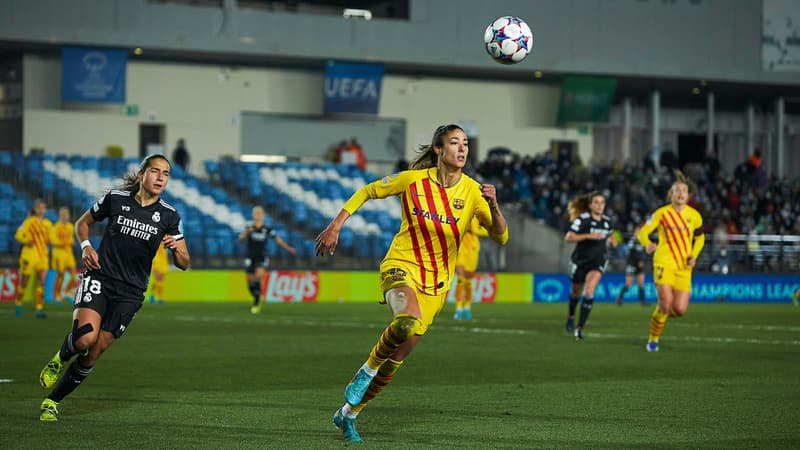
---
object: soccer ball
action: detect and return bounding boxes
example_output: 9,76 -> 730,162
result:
484,16 -> 533,64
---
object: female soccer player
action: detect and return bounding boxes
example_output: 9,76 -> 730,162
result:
146,244 -> 169,305
564,191 -> 616,341
638,172 -> 704,352
239,205 -> 296,314
50,206 -> 77,305
315,124 -> 508,443
14,199 -> 52,318
37,154 -> 190,421
615,223 -> 647,306
453,217 -> 488,320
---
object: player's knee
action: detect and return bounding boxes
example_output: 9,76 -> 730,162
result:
390,314 -> 421,341
72,320 -> 97,351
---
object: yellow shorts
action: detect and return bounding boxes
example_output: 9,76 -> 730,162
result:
19,255 -> 48,276
379,266 -> 447,335
653,264 -> 692,292
456,248 -> 479,273
51,251 -> 76,272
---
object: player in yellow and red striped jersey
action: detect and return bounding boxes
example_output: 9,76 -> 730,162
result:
453,216 -> 489,320
50,207 -> 77,305
14,199 -> 53,318
316,124 -> 508,443
638,171 -> 705,352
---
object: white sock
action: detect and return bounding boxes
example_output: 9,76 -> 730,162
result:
361,362 -> 377,377
342,403 -> 358,419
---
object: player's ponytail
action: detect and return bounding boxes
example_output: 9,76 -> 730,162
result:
410,124 -> 464,170
568,191 -> 601,221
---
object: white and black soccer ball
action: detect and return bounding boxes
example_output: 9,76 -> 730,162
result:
484,16 -> 533,65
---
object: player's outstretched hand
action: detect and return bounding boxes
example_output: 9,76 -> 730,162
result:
315,226 -> 340,256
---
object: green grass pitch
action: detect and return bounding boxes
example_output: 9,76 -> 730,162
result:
2,301 -> 799,449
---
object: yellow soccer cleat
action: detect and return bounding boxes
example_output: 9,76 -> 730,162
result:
39,352 -> 64,389
40,398 -> 59,422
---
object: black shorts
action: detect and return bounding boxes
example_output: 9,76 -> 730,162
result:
625,263 -> 645,275
569,259 -> 608,284
73,272 -> 143,339
245,256 -> 269,274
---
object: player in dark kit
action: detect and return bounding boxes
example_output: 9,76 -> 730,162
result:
616,223 -> 647,306
37,154 -> 190,422
564,191 -> 617,341
239,206 -> 295,314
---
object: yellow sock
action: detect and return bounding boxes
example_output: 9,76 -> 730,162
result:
366,315 -> 419,370
649,307 -> 669,342
352,358 -> 403,413
35,286 -> 44,311
463,278 -> 473,310
455,278 -> 466,310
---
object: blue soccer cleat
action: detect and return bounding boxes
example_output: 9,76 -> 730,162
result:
462,309 -> 472,321
565,317 -> 574,333
345,367 -> 375,406
646,340 -> 659,352
15,304 -> 22,318
453,309 -> 462,320
333,407 -> 363,443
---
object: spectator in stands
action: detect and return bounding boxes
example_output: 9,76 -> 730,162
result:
14,199 -> 52,318
338,137 -> 367,171
315,123 -> 508,443
239,205 -> 296,314
37,154 -> 190,422
172,138 -> 190,172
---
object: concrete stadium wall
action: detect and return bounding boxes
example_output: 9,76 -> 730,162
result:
22,53 -> 593,169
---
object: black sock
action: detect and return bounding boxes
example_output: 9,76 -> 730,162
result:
578,298 -> 594,328
249,280 -> 261,304
639,286 -> 645,302
617,286 -> 629,301
568,296 -> 580,317
58,333 -> 78,363
48,360 -> 93,403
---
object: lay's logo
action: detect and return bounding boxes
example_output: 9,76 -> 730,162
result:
0,269 -> 20,302
262,271 -> 319,302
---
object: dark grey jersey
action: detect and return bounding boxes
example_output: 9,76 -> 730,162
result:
89,190 -> 183,292
568,212 -> 612,265
245,223 -> 277,260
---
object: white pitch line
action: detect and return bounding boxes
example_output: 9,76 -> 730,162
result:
170,315 -> 800,346
0,379 -> 14,383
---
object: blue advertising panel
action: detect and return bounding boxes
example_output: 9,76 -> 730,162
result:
323,61 -> 383,114
62,47 -> 127,103
533,273 -> 799,304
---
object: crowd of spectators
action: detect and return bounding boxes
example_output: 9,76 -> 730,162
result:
474,146 -> 800,241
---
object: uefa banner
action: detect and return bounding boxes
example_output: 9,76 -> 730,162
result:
62,46 -> 127,103
323,61 -> 383,114
533,273 -> 800,304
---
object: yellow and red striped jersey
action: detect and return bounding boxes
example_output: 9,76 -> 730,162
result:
459,216 -> 489,258
15,216 -> 53,261
50,221 -> 74,254
638,204 -> 704,270
343,168 -> 508,295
